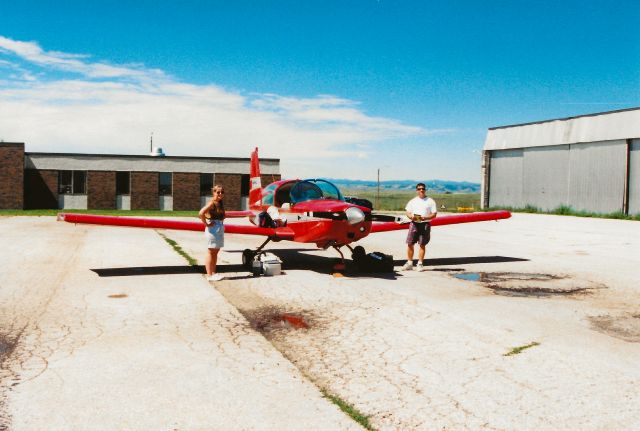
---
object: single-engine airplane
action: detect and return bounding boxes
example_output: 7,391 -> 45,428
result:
58,148 -> 511,270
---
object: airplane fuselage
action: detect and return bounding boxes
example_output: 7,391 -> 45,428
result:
252,198 -> 372,248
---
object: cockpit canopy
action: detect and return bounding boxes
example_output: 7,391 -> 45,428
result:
262,179 -> 344,207
290,179 -> 343,204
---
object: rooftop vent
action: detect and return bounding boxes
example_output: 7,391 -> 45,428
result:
150,147 -> 165,157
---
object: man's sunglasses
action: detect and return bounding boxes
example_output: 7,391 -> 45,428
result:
416,188 -> 426,191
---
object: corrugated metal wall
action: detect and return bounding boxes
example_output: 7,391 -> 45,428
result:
488,140 -> 629,213
488,149 -> 523,208
567,140 -> 626,213
522,145 -> 569,211
629,140 -> 640,215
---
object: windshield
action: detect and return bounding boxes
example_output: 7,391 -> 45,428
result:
290,179 -> 344,204
261,183 -> 277,206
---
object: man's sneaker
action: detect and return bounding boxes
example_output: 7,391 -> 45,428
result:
401,261 -> 414,271
207,273 -> 224,282
416,263 -> 425,272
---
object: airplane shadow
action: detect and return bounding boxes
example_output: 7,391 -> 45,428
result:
91,252 -> 528,280
397,256 -> 529,266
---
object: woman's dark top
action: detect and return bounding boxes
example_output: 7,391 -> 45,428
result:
209,201 -> 225,220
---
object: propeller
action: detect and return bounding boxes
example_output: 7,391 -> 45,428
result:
370,213 -> 407,223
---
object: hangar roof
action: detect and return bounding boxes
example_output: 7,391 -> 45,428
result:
24,152 -> 280,174
484,107 -> 640,151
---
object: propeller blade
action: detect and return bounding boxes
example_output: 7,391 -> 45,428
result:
370,213 -> 405,222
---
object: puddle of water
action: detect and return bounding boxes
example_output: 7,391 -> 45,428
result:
454,272 -> 481,281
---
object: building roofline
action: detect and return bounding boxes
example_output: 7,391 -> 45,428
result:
488,106 -> 640,131
24,151 -> 280,162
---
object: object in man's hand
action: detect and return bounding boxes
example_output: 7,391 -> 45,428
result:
413,214 -> 422,222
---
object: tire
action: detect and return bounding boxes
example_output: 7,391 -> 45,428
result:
242,249 -> 254,268
352,245 -> 366,261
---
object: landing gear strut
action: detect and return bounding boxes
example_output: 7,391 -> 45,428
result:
242,237 -> 273,269
332,246 -> 346,272
332,244 -> 367,273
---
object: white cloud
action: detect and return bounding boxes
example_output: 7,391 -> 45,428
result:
0,35 -> 440,178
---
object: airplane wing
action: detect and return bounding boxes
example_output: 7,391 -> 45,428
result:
57,213 -> 295,240
225,210 -> 254,218
370,210 -> 511,233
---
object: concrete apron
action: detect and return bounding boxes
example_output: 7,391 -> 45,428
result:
0,216 -> 360,431
4,213 -> 640,431
169,213 -> 640,431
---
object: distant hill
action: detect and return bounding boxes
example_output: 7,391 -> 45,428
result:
327,179 -> 480,194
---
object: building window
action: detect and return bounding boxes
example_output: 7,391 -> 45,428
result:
200,173 -> 214,196
59,170 -> 86,194
116,172 -> 130,195
241,174 -> 250,195
159,172 -> 172,196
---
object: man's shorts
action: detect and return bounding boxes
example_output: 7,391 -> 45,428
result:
406,222 -> 431,246
205,220 -> 225,249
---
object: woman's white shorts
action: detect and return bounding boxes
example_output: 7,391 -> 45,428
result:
205,221 -> 224,249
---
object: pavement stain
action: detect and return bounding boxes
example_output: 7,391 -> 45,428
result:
588,313 -> 640,342
452,272 -> 607,297
0,331 -> 21,431
241,306 -> 313,335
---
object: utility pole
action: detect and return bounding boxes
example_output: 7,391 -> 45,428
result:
376,168 -> 380,210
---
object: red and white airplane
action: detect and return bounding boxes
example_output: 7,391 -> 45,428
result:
58,148 -> 510,269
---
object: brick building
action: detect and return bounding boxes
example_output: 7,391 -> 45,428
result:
0,143 -> 281,211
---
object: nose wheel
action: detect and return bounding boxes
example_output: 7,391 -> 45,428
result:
242,249 -> 255,268
350,245 -> 366,263
333,245 -> 366,273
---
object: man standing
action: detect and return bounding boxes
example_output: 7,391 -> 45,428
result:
402,183 -> 437,271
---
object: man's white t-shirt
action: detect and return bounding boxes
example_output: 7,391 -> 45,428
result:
406,196 -> 437,222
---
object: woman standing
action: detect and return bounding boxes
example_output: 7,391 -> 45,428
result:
199,185 -> 226,281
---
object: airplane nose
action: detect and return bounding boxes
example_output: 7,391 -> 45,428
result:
345,206 -> 365,225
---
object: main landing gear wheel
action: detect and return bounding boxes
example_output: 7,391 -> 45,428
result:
351,245 -> 366,262
242,249 -> 255,269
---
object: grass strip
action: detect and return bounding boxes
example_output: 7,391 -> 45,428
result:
0,209 -> 199,217
320,388 -> 376,430
485,205 -> 640,221
157,232 -> 198,266
503,341 -> 540,357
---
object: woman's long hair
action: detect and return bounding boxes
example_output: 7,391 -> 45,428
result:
210,185 -> 225,214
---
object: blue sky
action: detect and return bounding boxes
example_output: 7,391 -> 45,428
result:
1,1 -> 638,181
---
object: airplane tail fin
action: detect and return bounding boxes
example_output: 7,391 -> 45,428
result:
249,147 -> 262,208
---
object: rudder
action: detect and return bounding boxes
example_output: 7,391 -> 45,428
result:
250,147 -> 262,208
